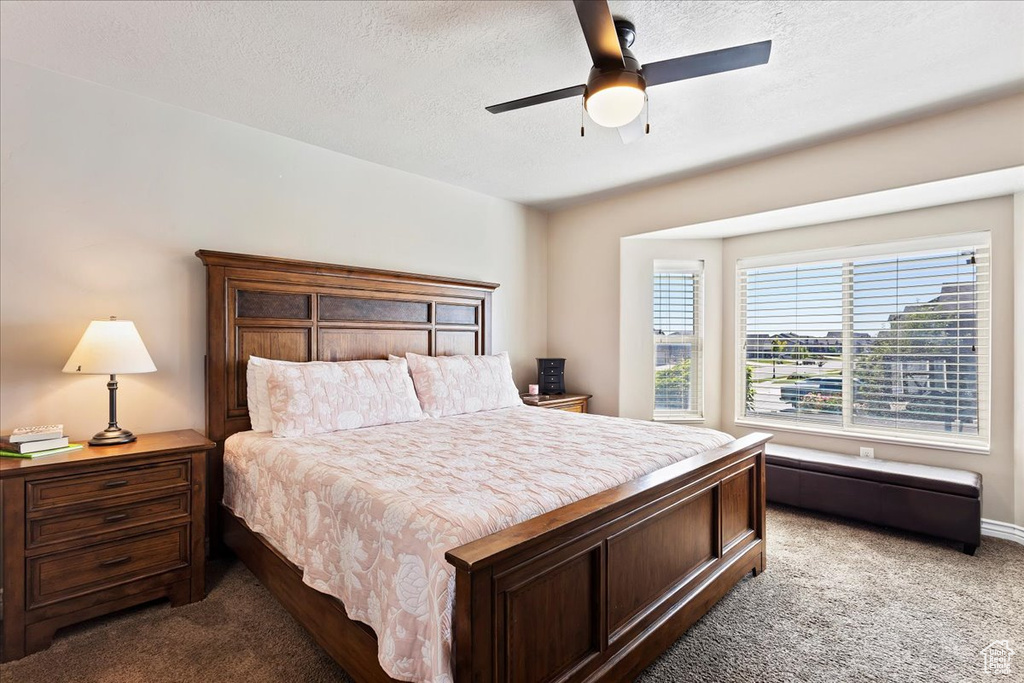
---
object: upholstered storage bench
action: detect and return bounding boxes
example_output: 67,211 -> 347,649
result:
765,444 -> 982,554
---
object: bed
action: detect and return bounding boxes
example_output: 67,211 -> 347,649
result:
197,250 -> 770,683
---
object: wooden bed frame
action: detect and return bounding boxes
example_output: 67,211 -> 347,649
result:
197,250 -> 770,683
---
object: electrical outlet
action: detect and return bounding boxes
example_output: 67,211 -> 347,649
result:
859,447 -> 874,458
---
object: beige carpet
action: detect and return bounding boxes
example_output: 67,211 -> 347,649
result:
3,506 -> 1022,682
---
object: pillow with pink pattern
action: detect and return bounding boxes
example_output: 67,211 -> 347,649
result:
405,352 -> 523,417
266,358 -> 424,437
247,356 -> 303,432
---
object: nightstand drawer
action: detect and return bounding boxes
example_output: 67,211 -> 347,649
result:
28,525 -> 190,609
27,459 -> 191,512
552,404 -> 584,413
28,493 -> 191,549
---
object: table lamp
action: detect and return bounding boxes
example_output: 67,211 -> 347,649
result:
63,317 -> 156,446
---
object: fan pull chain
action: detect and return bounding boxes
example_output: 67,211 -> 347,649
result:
645,93 -> 651,135
580,101 -> 586,137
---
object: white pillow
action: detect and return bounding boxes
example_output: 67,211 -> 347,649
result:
405,352 -> 523,418
266,358 -> 423,437
246,356 -> 303,432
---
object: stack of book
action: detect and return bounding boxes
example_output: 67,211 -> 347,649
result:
0,425 -> 83,459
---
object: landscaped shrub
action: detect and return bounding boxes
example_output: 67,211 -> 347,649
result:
798,392 -> 843,413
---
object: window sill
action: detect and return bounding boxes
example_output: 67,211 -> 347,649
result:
654,416 -> 705,425
732,418 -> 990,455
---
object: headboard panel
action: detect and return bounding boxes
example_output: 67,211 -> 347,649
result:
197,250 -> 498,547
198,250 -> 498,444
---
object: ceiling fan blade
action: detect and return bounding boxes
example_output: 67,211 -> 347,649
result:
573,0 -> 625,70
617,115 -> 645,144
642,40 -> 772,87
485,84 -> 586,114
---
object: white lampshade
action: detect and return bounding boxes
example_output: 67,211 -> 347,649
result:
62,319 -> 156,375
585,85 -> 646,128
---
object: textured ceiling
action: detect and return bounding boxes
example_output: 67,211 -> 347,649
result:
1,1 -> 1022,209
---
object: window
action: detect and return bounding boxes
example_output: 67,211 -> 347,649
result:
654,261 -> 703,421
738,234 -> 990,449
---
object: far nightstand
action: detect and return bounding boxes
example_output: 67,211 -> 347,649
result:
521,393 -> 592,414
1,429 -> 214,662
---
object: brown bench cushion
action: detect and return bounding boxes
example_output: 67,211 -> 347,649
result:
765,445 -> 981,498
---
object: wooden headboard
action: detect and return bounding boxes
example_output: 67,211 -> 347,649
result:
196,250 -> 498,543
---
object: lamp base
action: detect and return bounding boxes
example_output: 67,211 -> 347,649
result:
89,427 -> 137,446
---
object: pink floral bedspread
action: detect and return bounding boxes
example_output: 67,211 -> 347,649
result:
224,406 -> 732,682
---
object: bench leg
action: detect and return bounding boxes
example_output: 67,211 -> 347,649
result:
962,543 -> 977,556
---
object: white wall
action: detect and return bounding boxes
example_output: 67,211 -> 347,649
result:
549,93 -> 1024,524
0,60 -> 548,440
548,94 -> 1024,418
619,238 -> 723,426
720,198 -> 1015,523
1015,193 -> 1024,528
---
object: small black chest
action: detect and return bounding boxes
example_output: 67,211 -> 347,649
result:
537,358 -> 566,395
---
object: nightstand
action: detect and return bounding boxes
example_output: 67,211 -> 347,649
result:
1,429 -> 214,662
521,393 -> 592,413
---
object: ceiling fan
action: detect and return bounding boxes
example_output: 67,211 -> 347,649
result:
486,0 -> 772,143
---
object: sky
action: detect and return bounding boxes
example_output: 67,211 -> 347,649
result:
737,249 -> 983,338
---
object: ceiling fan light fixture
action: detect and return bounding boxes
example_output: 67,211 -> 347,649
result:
584,70 -> 646,128
484,1 -> 773,145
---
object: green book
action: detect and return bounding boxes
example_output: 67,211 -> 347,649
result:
1,443 -> 84,459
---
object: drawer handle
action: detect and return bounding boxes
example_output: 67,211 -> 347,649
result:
103,480 -> 129,489
104,513 -> 130,523
99,555 -> 132,568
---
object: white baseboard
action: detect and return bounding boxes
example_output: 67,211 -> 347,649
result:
982,518 -> 1024,545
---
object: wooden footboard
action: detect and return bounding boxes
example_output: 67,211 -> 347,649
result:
446,432 -> 770,683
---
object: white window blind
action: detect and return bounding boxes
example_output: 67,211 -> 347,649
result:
738,234 -> 990,449
654,262 -> 703,421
